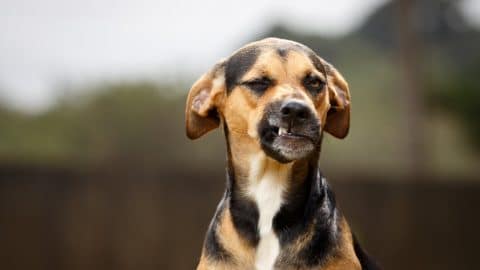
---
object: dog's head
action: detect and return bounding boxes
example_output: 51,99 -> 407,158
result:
186,38 -> 350,163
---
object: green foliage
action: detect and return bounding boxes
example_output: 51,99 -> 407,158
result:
430,59 -> 480,150
0,82 -> 225,169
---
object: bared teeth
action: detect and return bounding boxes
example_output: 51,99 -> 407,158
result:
279,127 -> 287,135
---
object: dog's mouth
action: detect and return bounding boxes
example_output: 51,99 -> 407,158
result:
258,110 -> 321,163
271,126 -> 313,141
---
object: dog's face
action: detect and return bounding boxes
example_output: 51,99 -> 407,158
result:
186,38 -> 350,163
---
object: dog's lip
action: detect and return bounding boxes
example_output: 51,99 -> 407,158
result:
271,126 -> 314,141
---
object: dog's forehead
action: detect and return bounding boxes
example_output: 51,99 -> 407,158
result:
225,38 -> 323,92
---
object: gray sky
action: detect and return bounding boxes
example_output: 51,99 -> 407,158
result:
1,0 -> 479,112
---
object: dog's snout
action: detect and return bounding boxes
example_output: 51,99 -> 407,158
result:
280,101 -> 310,121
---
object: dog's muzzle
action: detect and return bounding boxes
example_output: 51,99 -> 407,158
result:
258,100 -> 321,163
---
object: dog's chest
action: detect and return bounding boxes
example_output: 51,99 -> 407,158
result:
247,155 -> 289,270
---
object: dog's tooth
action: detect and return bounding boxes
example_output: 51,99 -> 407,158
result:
279,127 -> 287,135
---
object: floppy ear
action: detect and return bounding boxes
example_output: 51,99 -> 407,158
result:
324,62 -> 351,139
185,61 -> 226,139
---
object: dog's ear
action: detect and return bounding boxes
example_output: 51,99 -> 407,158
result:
185,60 -> 226,140
324,62 -> 351,139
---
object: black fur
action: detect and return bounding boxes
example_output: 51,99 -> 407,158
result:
229,189 -> 260,246
204,194 -> 231,261
299,184 -> 338,267
223,121 -> 261,247
242,76 -> 273,96
307,50 -> 328,76
353,234 -> 383,270
257,101 -> 321,164
225,39 -> 329,95
202,123 -> 257,262
274,165 -> 339,267
225,46 -> 260,93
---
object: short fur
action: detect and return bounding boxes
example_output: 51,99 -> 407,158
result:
186,38 -> 380,270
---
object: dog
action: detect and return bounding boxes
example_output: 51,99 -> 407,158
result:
185,38 -> 380,270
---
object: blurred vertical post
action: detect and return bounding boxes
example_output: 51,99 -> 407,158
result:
395,0 -> 426,179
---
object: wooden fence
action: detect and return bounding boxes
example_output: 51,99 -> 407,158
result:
0,166 -> 478,270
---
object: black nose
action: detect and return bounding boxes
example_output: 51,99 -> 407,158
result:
280,101 -> 310,121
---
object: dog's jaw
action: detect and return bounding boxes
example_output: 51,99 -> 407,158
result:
257,101 -> 321,163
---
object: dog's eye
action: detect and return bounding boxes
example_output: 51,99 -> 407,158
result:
303,74 -> 325,95
243,77 -> 271,94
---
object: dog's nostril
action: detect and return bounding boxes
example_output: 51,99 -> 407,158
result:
281,106 -> 291,116
280,101 -> 310,120
297,110 -> 307,119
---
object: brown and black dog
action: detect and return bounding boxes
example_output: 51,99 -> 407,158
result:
185,38 -> 380,270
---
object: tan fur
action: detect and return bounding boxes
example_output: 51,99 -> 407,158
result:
189,38 -> 355,270
197,208 -> 256,270
220,48 -> 340,188
186,66 -> 226,139
274,217 -> 361,270
188,45 -> 347,144
324,66 -> 350,138
218,209 -> 256,268
318,218 -> 361,270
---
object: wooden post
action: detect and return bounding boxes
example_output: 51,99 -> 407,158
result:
395,0 -> 426,179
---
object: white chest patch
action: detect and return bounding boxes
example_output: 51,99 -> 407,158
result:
247,154 -> 290,270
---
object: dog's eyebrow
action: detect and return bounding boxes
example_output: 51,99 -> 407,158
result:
225,46 -> 261,93
241,68 -> 271,80
307,51 -> 328,79
308,71 -> 327,81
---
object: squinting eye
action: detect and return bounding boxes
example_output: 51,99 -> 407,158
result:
243,77 -> 272,94
303,74 -> 325,95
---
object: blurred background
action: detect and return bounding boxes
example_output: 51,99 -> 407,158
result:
1,0 -> 479,269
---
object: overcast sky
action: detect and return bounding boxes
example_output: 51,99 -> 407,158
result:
1,0 -> 479,112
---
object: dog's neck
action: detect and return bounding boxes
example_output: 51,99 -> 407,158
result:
222,123 -> 336,268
